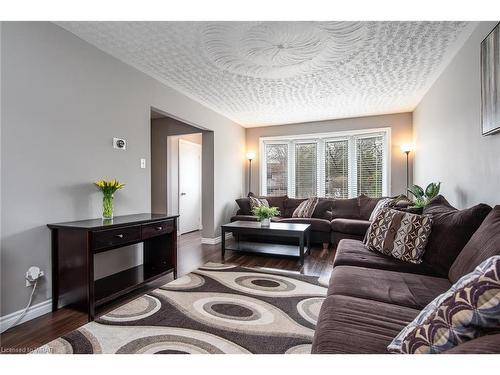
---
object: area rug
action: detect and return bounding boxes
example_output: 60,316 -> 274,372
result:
34,263 -> 327,354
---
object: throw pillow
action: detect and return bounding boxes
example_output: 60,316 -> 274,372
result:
422,195 -> 492,277
292,197 -> 319,218
449,205 -> 500,283
364,208 -> 433,264
388,255 -> 500,354
369,197 -> 393,221
249,196 -> 269,210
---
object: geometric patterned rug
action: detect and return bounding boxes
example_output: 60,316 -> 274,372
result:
33,263 -> 327,354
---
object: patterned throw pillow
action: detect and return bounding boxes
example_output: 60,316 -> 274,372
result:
388,256 -> 500,354
292,197 -> 319,218
364,208 -> 433,264
369,198 -> 393,221
249,196 -> 269,210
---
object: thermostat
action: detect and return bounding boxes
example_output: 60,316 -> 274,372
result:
113,138 -> 127,150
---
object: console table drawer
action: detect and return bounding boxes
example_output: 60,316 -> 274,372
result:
92,226 -> 141,250
141,220 -> 174,239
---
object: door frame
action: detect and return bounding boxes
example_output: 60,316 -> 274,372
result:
178,138 -> 202,234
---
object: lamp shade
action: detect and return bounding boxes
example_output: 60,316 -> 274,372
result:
246,151 -> 256,161
400,143 -> 414,153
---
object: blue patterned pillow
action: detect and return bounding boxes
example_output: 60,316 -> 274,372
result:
388,255 -> 500,354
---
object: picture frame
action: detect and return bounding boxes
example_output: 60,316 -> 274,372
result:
481,22 -> 500,136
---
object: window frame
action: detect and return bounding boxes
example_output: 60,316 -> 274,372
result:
259,127 -> 391,198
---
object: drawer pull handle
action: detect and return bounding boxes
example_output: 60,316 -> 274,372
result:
114,234 -> 124,239
155,226 -> 163,231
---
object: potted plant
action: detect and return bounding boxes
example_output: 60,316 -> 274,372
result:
407,182 -> 441,208
95,179 -> 125,220
253,206 -> 280,227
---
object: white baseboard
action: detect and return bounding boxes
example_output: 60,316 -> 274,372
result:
0,299 -> 52,333
201,233 -> 232,245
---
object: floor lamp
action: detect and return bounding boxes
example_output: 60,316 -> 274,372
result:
400,144 -> 413,194
246,151 -> 256,195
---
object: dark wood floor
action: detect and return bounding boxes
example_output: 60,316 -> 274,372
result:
0,231 -> 335,352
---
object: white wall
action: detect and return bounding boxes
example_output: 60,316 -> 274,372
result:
413,22 -> 500,208
0,22 -> 245,317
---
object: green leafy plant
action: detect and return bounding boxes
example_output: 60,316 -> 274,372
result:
252,206 -> 280,221
407,182 -> 441,208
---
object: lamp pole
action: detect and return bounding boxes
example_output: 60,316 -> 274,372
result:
405,150 -> 410,194
248,158 -> 252,194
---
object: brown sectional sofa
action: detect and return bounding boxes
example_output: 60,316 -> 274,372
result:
231,194 -> 401,246
312,202 -> 500,354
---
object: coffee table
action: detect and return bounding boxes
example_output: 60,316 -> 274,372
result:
221,221 -> 311,265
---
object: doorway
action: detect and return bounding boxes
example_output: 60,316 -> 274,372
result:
178,139 -> 202,234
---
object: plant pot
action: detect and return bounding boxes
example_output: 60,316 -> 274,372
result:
260,218 -> 271,227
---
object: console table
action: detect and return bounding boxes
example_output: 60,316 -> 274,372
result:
48,213 -> 178,321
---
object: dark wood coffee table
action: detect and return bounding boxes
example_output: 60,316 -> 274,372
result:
221,221 -> 311,265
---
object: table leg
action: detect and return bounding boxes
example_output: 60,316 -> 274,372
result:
221,227 -> 226,260
307,230 -> 311,255
299,234 -> 304,266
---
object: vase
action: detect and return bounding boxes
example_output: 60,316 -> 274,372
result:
261,218 -> 271,227
102,193 -> 114,220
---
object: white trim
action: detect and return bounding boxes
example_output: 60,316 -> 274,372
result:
201,232 -> 232,245
259,127 -> 391,198
0,299 -> 52,333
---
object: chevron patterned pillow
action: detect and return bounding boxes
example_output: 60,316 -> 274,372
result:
388,255 -> 500,354
292,197 -> 319,218
364,208 -> 433,264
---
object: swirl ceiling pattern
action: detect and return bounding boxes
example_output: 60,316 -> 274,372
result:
57,21 -> 473,127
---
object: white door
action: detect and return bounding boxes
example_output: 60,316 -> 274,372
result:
179,139 -> 202,234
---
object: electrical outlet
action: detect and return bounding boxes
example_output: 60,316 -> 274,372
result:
25,266 -> 44,287
140,158 -> 146,169
113,137 -> 127,150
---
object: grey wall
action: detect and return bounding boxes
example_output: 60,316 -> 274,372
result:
413,22 -> 500,208
245,112 -> 414,197
0,22 -> 245,317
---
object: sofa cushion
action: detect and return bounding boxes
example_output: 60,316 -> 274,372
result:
449,205 -> 500,283
278,217 -> 331,232
331,218 -> 371,236
292,197 -> 319,218
231,215 -> 282,222
388,256 -> 500,354
422,195 -> 492,277
312,295 -> 419,354
283,198 -> 307,218
445,334 -> 500,354
358,194 -> 383,220
330,197 -> 360,220
312,198 -> 334,220
328,266 -> 452,310
235,198 -> 252,215
261,195 -> 288,214
365,208 -> 433,264
333,239 -> 441,277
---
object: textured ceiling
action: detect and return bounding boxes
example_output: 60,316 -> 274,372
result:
57,21 -> 473,127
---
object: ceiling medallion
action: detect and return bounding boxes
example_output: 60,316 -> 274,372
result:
201,22 -> 368,79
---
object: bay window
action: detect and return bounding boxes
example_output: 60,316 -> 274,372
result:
260,128 -> 390,199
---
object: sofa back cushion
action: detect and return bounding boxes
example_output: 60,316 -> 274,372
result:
238,195 -> 288,216
388,255 -> 500,354
312,198 -> 334,220
358,194 -> 383,220
449,205 -> 500,283
235,198 -> 252,215
365,208 -> 433,264
330,197 -> 360,220
422,195 -> 492,277
283,198 -> 307,218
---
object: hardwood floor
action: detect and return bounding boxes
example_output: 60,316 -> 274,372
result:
0,230 -> 335,353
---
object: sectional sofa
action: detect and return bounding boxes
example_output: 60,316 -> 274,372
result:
312,197 -> 500,354
231,194 -> 409,247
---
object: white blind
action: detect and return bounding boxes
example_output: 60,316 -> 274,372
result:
325,140 -> 349,198
294,143 -> 317,198
356,136 -> 384,198
265,143 -> 288,196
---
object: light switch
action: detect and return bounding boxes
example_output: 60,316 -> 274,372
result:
140,158 -> 146,169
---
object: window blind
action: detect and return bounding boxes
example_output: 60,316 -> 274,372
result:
265,143 -> 288,196
355,136 -> 384,198
294,143 -> 317,198
325,140 -> 349,199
